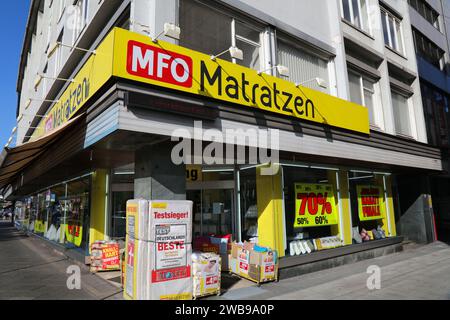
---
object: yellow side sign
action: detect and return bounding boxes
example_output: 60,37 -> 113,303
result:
30,30 -> 116,140
357,185 -> 386,221
294,183 -> 339,228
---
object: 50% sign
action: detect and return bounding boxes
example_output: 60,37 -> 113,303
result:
294,183 -> 338,228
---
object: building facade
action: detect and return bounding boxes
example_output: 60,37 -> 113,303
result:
407,0 -> 450,243
0,0 -> 443,267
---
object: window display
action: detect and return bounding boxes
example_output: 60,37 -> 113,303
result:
283,165 -> 342,257
15,175 -> 91,252
349,172 -> 389,243
239,167 -> 258,242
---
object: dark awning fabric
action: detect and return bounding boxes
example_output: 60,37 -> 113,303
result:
0,114 -> 85,190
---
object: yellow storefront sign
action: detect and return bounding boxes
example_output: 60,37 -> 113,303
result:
357,185 -> 386,221
112,28 -> 370,134
294,183 -> 339,228
31,28 -> 370,140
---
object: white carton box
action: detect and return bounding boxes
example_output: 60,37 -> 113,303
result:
147,242 -> 193,300
124,237 -> 149,300
148,201 -> 193,244
126,199 -> 149,241
192,252 -> 221,298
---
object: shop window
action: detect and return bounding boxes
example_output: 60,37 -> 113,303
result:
239,167 -> 258,243
348,69 -> 379,125
391,90 -> 412,137
187,166 -> 235,238
282,165 -> 341,257
62,177 -> 91,251
179,0 -> 264,71
348,172 -> 390,242
110,165 -> 135,240
381,8 -> 404,54
277,38 -> 330,93
44,185 -> 66,243
341,0 -> 371,34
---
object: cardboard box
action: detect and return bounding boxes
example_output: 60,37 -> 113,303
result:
192,252 -> 221,298
126,199 -> 149,241
231,242 -> 242,259
230,246 -> 278,284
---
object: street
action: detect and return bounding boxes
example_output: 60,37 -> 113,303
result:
1,220 -> 450,300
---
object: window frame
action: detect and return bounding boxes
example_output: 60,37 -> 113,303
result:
348,69 -> 380,127
381,8 -> 405,55
340,0 -> 371,35
391,89 -> 413,138
72,0 -> 89,44
178,0 -> 268,72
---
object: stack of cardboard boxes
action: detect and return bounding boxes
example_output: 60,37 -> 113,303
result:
229,242 -> 278,285
124,199 -> 194,300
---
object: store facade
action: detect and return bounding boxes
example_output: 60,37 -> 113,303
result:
2,23 -> 441,266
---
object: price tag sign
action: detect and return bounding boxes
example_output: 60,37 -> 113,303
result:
357,185 -> 385,221
294,183 -> 339,228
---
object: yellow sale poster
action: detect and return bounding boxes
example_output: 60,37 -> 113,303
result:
294,183 -> 339,228
357,185 -> 386,221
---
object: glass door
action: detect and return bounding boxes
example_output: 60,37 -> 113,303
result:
187,181 -> 235,238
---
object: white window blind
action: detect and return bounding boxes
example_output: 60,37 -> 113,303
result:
391,91 -> 411,136
277,40 -> 329,93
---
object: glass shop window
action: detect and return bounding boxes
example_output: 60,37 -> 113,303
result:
43,185 -> 66,244
348,172 -> 389,243
239,167 -> 258,243
283,165 -> 341,257
62,177 -> 91,251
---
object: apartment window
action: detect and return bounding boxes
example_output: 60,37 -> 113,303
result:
412,28 -> 445,70
391,90 -> 412,136
348,70 -> 378,125
277,38 -> 329,93
408,0 -> 440,31
179,0 -> 264,71
54,30 -> 64,76
57,0 -> 65,22
381,9 -> 404,54
72,0 -> 88,42
341,0 -> 371,33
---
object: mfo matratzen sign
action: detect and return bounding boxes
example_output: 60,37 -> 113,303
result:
31,28 -> 370,140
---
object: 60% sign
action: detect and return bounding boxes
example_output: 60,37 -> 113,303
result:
294,183 -> 338,228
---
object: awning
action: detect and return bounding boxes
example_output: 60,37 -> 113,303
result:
0,114 -> 85,191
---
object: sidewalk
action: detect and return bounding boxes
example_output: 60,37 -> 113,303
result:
0,221 -> 122,300
2,219 -> 450,300
213,241 -> 450,300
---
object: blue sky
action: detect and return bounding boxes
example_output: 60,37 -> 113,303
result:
0,1 -> 30,148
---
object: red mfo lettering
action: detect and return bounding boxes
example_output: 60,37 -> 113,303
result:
127,40 -> 193,88
157,241 -> 185,251
153,211 -> 189,220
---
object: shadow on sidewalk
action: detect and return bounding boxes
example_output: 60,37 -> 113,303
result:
0,221 -> 28,242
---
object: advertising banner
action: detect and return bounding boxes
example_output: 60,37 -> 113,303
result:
31,28 -> 370,141
294,183 -> 339,228
357,185 -> 386,221
90,241 -> 121,272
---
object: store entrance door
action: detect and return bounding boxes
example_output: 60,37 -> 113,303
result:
187,180 -> 235,238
